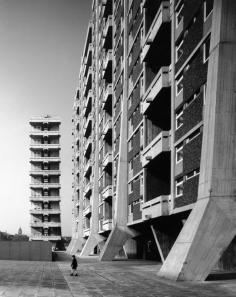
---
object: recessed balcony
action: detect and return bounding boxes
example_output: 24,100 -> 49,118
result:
103,49 -> 113,79
102,84 -> 113,110
103,219 -> 113,231
84,182 -> 92,196
102,185 -> 112,200
83,204 -> 92,217
142,195 -> 169,220
102,118 -> 112,138
84,114 -> 93,137
142,2 -> 170,61
103,15 -> 112,40
83,228 -> 90,238
102,152 -> 112,169
84,136 -> 92,157
142,131 -> 170,167
142,67 -> 170,114
84,159 -> 93,178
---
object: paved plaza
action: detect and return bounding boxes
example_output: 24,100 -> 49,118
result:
0,257 -> 236,296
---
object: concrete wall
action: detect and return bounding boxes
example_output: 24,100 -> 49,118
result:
0,241 -> 52,261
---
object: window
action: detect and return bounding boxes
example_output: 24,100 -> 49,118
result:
203,35 -> 211,63
176,108 -> 184,130
140,125 -> 144,147
176,143 -> 183,163
186,128 -> 201,144
176,38 -> 184,62
128,159 -> 133,173
175,1 -> 184,28
176,177 -> 183,197
128,138 -> 133,151
176,75 -> 183,95
140,175 -> 144,193
128,181 -> 133,194
204,0 -> 213,21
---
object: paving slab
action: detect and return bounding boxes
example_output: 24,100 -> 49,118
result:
0,258 -> 235,296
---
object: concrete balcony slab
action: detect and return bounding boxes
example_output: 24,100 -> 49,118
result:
142,2 -> 170,61
142,195 -> 169,220
30,209 -> 61,215
29,170 -> 60,176
142,131 -> 170,167
102,83 -> 113,109
30,183 -> 61,189
29,196 -> 61,202
103,15 -> 112,39
83,205 -> 92,217
102,185 -> 112,200
142,67 -> 170,114
102,152 -> 112,169
102,118 -> 112,137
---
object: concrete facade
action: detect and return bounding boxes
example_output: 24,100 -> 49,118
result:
29,115 -> 62,246
68,0 -> 236,281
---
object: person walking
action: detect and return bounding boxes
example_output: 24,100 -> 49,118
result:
70,255 -> 78,276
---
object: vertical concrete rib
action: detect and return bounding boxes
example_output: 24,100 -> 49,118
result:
159,0 -> 236,281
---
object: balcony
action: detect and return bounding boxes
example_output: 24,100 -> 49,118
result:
102,185 -> 112,200
83,204 -> 92,217
142,131 -> 170,167
84,182 -> 92,196
103,15 -> 112,40
102,152 -> 112,169
142,195 -> 169,220
84,90 -> 93,117
142,67 -> 170,114
84,136 -> 92,157
83,228 -> 90,238
30,196 -> 61,202
29,170 -> 60,176
30,183 -> 61,189
84,114 -> 93,137
84,159 -> 93,177
103,219 -> 113,231
30,209 -> 61,215
102,118 -> 112,138
31,235 -> 61,241
83,67 -> 93,98
103,49 -> 113,79
102,83 -> 113,110
142,2 -> 170,61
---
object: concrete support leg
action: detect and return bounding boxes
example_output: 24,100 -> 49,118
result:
151,225 -> 165,263
99,226 -> 137,261
159,0 -> 236,281
80,234 -> 105,256
68,237 -> 84,255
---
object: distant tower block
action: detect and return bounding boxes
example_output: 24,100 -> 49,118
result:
29,115 -> 62,247
18,227 -> 22,235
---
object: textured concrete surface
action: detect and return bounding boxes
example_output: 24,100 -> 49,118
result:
0,258 -> 236,296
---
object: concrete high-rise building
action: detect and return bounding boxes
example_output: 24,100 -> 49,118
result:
68,0 -> 236,281
29,115 -> 61,246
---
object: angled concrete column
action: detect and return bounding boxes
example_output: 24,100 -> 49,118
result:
159,0 -> 236,281
99,0 -> 138,261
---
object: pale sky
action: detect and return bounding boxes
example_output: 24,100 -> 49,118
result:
0,0 -> 91,236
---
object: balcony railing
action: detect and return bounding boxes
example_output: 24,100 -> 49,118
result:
102,83 -> 113,109
142,195 -> 169,220
142,131 -> 170,167
103,15 -> 113,39
142,66 -> 170,114
31,235 -> 61,241
30,183 -> 61,189
30,209 -> 61,215
29,196 -> 61,202
102,185 -> 112,200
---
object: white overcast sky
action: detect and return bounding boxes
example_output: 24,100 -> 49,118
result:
0,0 -> 91,236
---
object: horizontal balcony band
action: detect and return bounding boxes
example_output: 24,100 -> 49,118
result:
99,219 -> 113,233
102,185 -> 112,200
30,131 -> 60,136
30,144 -> 61,149
30,235 -> 61,241
29,196 -> 61,202
83,228 -> 90,238
30,183 -> 61,189
142,131 -> 170,167
30,209 -> 61,215
102,152 -> 112,169
30,222 -> 61,228
102,84 -> 113,110
102,119 -> 112,137
29,170 -> 60,176
103,15 -> 113,39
